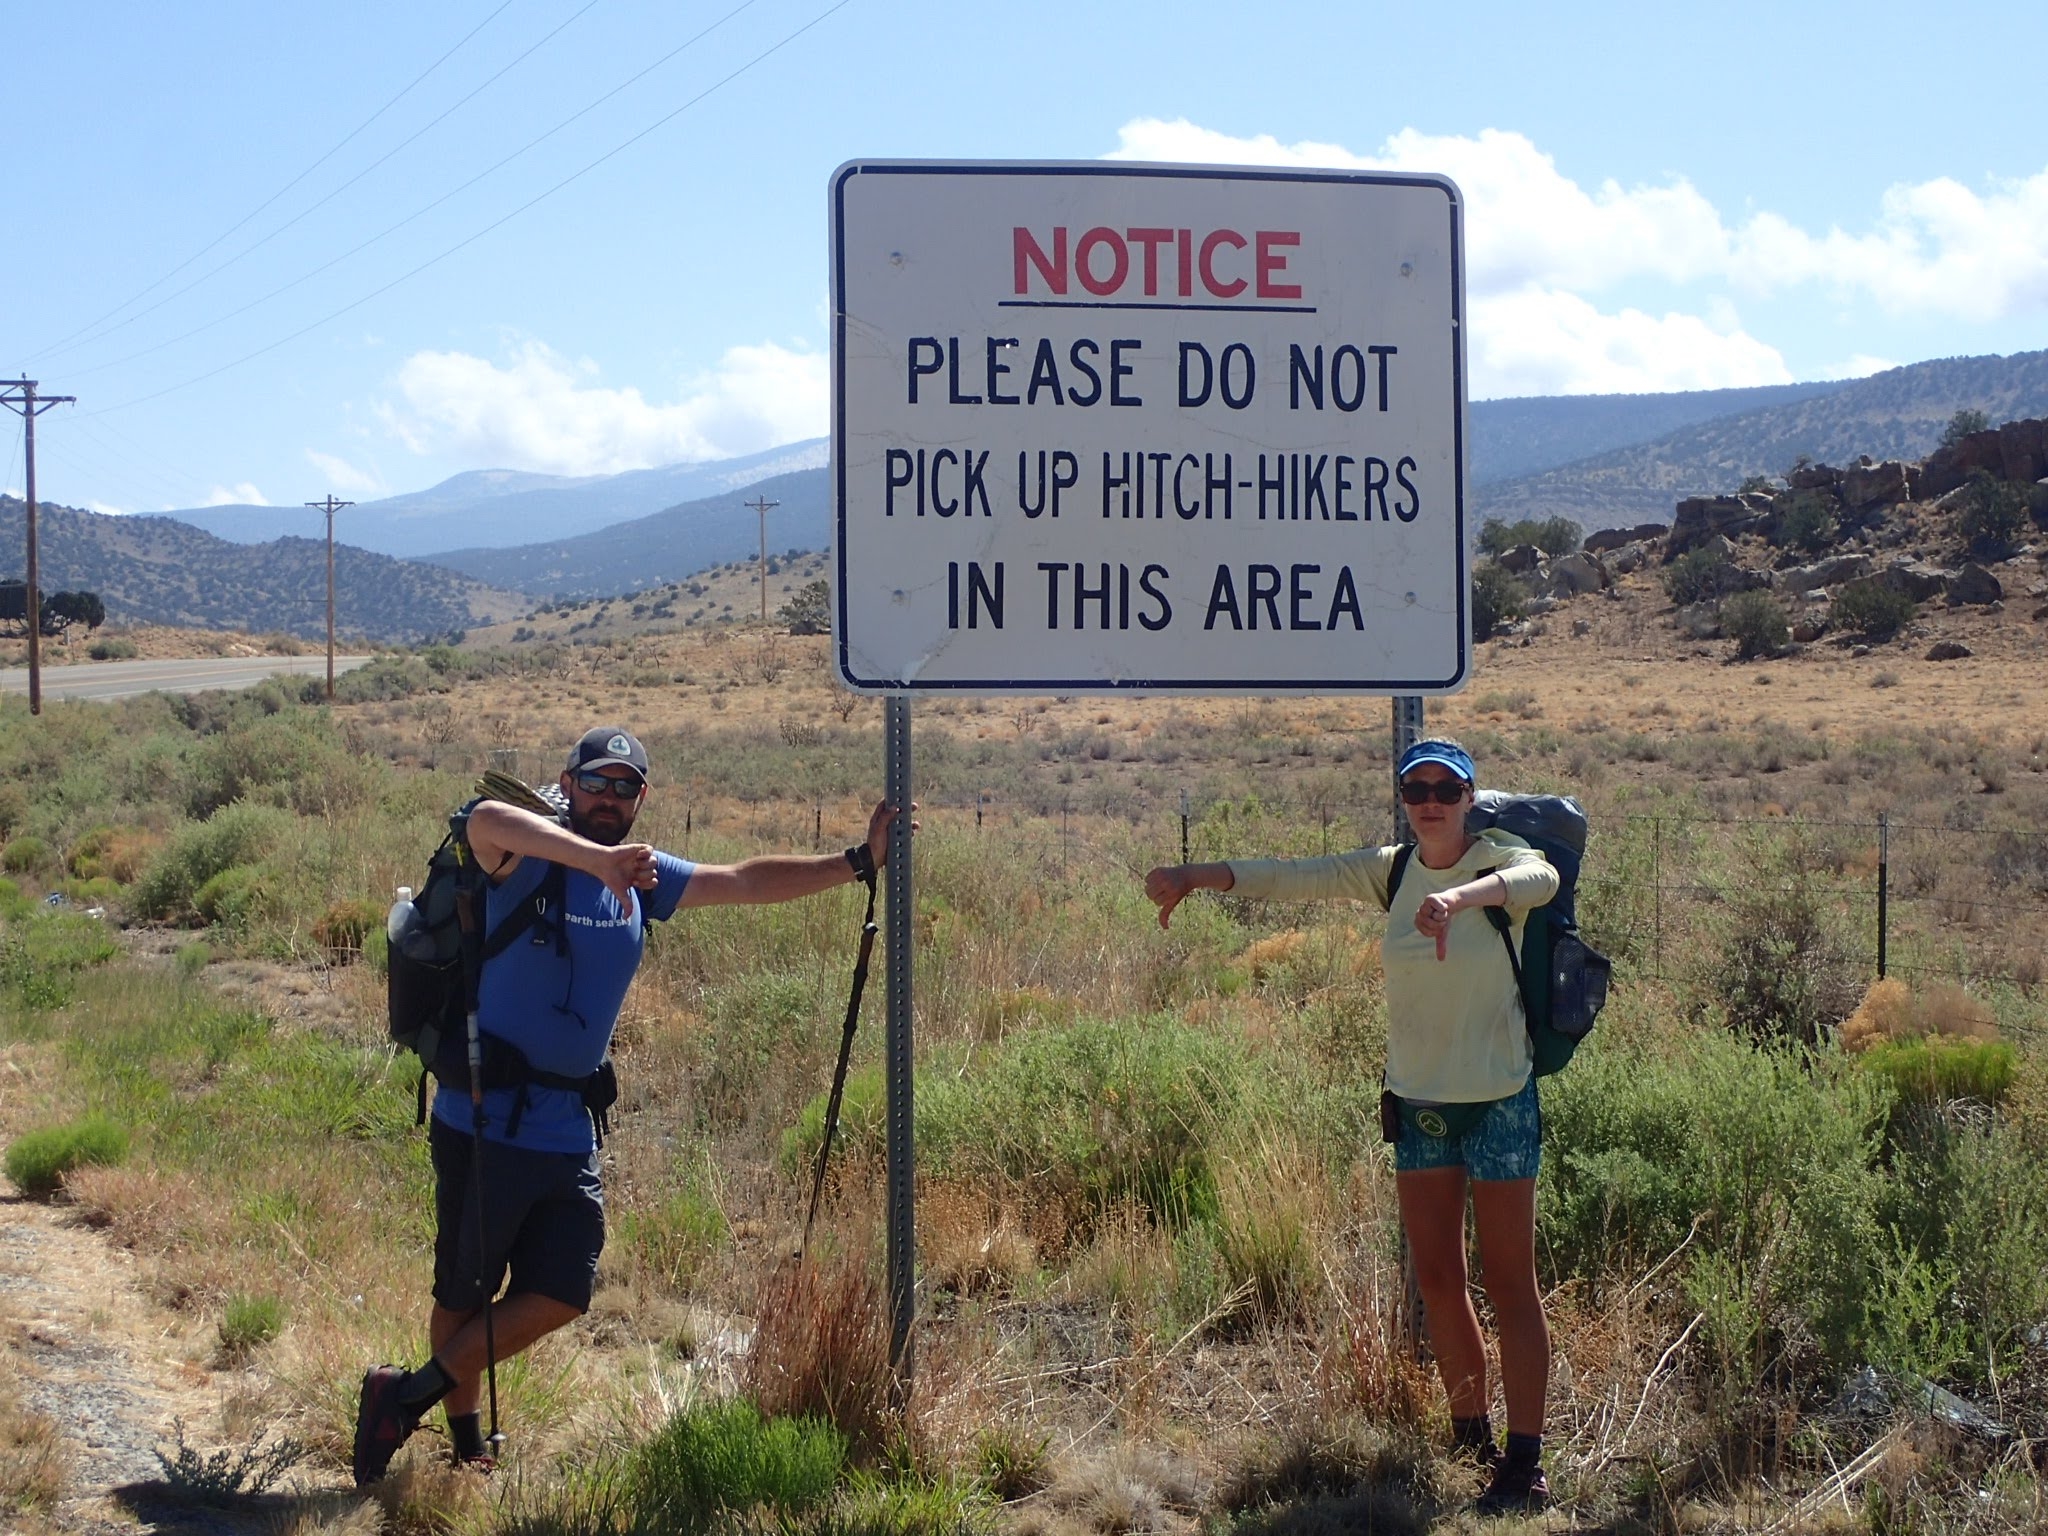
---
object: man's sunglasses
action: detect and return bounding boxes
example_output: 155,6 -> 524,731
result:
572,772 -> 643,799
1399,778 -> 1470,806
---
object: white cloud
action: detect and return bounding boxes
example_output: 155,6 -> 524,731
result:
205,483 -> 268,506
87,500 -> 132,516
1473,288 -> 1791,397
1110,117 -> 2048,328
379,339 -> 828,475
306,449 -> 385,497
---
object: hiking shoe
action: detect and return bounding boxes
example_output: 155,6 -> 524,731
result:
352,1365 -> 420,1486
453,1452 -> 498,1475
1476,1460 -> 1548,1515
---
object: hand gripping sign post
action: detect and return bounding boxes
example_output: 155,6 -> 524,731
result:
830,160 -> 1468,1382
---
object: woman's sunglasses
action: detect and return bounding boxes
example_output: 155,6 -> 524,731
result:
572,772 -> 643,799
1398,778 -> 1470,806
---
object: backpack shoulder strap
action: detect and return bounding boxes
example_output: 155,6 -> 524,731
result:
1476,866 -> 1534,1044
479,859 -> 569,962
1386,843 -> 1415,910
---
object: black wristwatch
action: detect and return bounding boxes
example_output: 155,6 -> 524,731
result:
844,843 -> 878,884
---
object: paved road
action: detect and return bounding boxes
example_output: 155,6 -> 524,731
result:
0,654 -> 373,702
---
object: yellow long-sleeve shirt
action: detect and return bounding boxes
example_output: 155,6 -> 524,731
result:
1227,830 -> 1559,1104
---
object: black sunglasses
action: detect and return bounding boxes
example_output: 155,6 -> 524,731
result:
1399,778 -> 1470,806
572,771 -> 643,799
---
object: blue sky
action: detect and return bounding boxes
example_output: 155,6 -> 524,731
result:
6,0 -> 2044,517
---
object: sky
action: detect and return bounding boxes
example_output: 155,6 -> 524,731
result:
5,0 -> 2045,518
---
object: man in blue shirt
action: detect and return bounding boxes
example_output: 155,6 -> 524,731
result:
354,725 -> 901,1482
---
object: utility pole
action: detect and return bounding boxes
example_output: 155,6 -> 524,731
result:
2,379 -> 77,717
744,494 -> 780,623
305,495 -> 353,700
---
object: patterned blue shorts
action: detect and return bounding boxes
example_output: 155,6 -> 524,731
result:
1393,1074 -> 1542,1182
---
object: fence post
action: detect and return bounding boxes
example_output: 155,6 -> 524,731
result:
1877,810 -> 1889,980
1652,817 -> 1663,981
1180,789 -> 1190,866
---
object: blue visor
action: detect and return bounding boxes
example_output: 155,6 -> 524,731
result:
1397,739 -> 1476,784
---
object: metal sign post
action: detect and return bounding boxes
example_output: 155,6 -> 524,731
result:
883,694 -> 915,1380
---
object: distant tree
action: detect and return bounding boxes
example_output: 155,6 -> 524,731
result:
1956,471 -> 2027,559
778,578 -> 830,636
1770,492 -> 1838,555
1663,546 -> 1736,606
1477,515 -> 1582,559
1720,590 -> 1789,660
1939,408 -> 1991,451
1833,579 -> 1916,638
42,590 -> 106,635
1471,562 -> 1529,640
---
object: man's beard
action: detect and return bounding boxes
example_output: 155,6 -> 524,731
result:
571,803 -> 637,846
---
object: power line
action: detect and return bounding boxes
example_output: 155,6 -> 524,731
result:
85,0 -> 856,419
35,0 -> 600,371
62,0 -> 763,386
25,0 -> 522,366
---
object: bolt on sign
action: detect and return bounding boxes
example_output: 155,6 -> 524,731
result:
831,160 -> 1469,695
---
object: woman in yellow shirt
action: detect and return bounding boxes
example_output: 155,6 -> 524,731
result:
1144,738 -> 1559,1514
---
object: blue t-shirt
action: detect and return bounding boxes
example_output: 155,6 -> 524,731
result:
432,849 -> 694,1152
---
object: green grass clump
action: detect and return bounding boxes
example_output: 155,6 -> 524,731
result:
627,1398 -> 845,1534
1857,1034 -> 2016,1107
216,1294 -> 285,1362
4,1115 -> 130,1197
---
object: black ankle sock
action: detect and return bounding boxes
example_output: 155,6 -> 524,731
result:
1504,1431 -> 1542,1470
1452,1414 -> 1494,1452
395,1358 -> 456,1415
448,1411 -> 487,1460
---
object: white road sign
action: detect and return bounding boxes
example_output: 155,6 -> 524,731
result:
831,161 -> 1467,694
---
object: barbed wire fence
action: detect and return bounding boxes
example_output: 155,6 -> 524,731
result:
467,746 -> 2048,1037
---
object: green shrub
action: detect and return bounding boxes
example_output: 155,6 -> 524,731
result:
87,637 -> 138,661
916,1014 -> 1272,1227
1,836 -> 51,875
1956,471 -> 2028,559
1662,546 -> 1734,606
1697,858 -> 1862,1048
192,865 -> 273,931
1771,490 -> 1837,553
4,1115 -> 130,1197
311,898 -> 380,958
131,804 -> 290,923
627,1398 -> 844,1534
1938,407 -> 1990,450
614,1150 -> 730,1292
1719,590 -> 1789,660
1544,1033 -> 1892,1375
1832,578 -> 1917,638
1471,562 -> 1529,640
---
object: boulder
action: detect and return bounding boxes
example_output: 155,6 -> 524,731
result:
1496,543 -> 1543,574
1666,496 -> 1765,559
1584,522 -> 1668,554
1925,641 -> 1974,661
1841,459 -> 1912,510
1772,553 -> 1873,591
1998,418 -> 2046,485
1540,551 -> 1611,597
1878,562 -> 1948,603
1787,462 -> 1839,492
1944,563 -> 2003,606
1606,546 -> 1646,576
1792,619 -> 1828,643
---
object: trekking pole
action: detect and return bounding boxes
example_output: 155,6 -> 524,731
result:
452,880 -> 505,1454
802,856 -> 880,1259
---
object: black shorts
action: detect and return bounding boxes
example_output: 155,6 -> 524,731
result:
429,1117 -> 604,1313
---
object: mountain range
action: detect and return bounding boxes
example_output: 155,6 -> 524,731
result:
10,349 -> 2045,638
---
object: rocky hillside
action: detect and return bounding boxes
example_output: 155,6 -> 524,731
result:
0,497 -> 525,643
1482,414 -> 2048,660
1472,349 -> 2048,533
